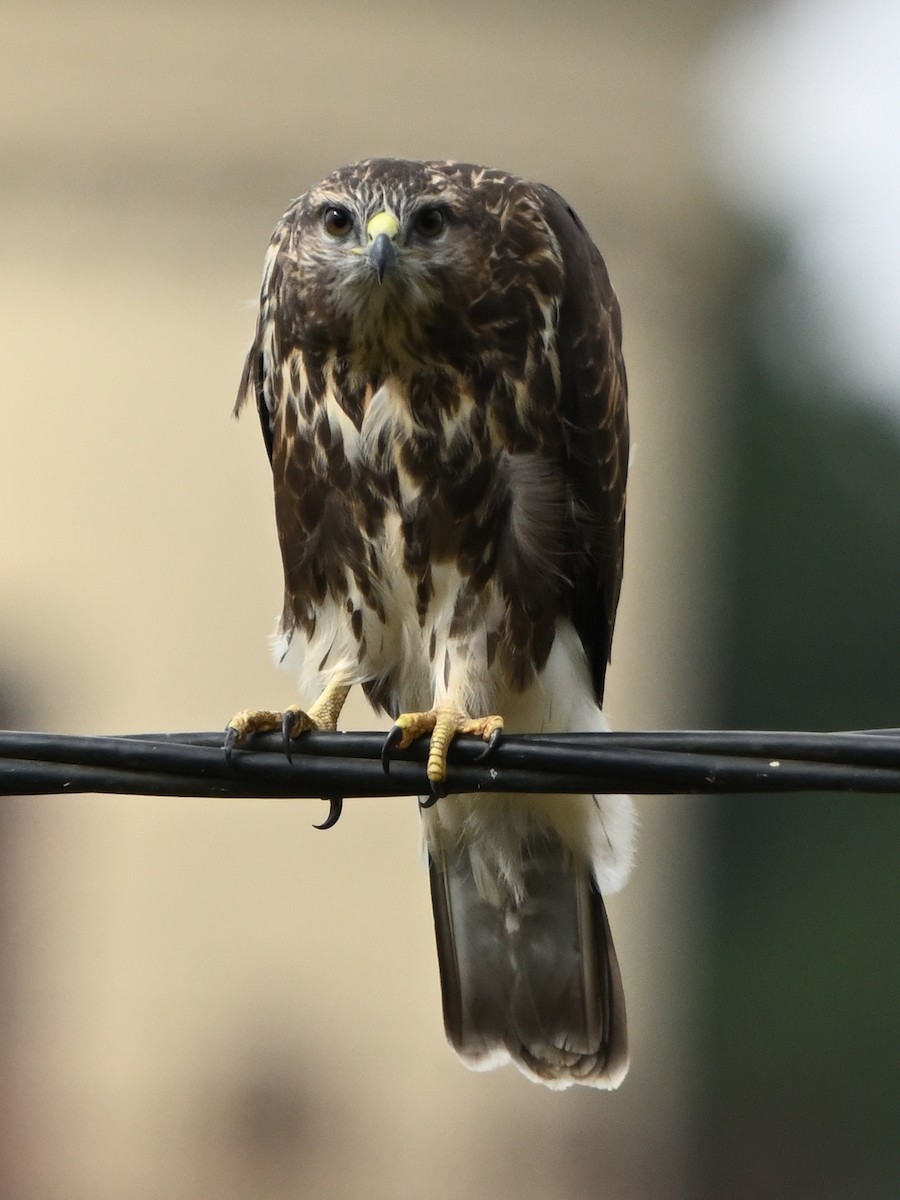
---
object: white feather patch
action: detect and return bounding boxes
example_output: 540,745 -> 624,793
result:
422,620 -> 635,902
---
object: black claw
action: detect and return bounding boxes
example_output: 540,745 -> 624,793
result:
281,711 -> 296,762
313,796 -> 343,830
475,728 -> 503,762
381,724 -> 403,774
419,780 -> 446,809
223,725 -> 239,769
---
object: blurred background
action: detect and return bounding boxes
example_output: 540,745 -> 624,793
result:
1,0 -> 898,1196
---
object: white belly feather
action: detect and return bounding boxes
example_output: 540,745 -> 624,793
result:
421,621 -> 635,905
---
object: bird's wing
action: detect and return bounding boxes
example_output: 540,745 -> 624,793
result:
539,187 -> 629,703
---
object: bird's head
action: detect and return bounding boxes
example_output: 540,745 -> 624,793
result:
276,159 -> 507,369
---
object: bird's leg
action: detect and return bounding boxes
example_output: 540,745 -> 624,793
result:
382,706 -> 503,788
225,681 -> 351,760
225,681 -> 352,829
304,682 -> 353,732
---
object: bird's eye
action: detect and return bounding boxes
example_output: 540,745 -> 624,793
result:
322,206 -> 352,237
414,207 -> 445,238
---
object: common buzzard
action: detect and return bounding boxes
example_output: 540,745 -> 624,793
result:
228,158 -> 634,1089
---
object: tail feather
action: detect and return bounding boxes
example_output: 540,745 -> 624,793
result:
429,831 -> 628,1089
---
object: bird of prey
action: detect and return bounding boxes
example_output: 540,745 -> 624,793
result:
228,158 -> 634,1089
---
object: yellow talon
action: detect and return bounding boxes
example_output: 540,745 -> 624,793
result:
226,707 -> 290,743
224,683 -> 351,759
385,706 -> 504,783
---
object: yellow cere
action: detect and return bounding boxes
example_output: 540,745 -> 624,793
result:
366,211 -> 400,242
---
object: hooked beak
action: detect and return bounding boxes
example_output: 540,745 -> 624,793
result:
365,211 -> 400,283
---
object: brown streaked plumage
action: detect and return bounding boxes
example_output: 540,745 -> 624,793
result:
232,158 -> 635,1089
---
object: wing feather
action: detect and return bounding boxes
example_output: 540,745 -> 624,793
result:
234,217 -> 297,466
538,188 -> 629,703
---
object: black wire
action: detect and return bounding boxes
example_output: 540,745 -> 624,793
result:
1,728 -> 900,800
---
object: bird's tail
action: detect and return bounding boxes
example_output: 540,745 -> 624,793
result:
428,828 -> 628,1089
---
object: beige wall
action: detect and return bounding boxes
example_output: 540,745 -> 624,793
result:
1,2 -> 738,1195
